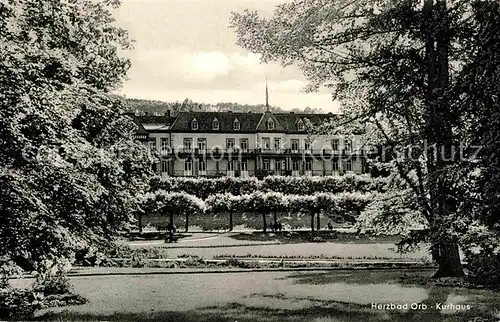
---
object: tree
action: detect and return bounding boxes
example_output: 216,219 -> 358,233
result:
455,1 -> 500,286
230,0 -> 496,277
143,191 -> 204,239
286,195 -> 316,231
205,193 -> 242,231
264,192 -> 287,229
0,0 -> 153,273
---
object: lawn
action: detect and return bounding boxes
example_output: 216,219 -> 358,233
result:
20,270 -> 500,322
228,231 -> 401,244
152,242 -> 430,261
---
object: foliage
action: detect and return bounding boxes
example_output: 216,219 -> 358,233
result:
205,191 -> 372,225
0,286 -> 43,321
151,174 -> 387,199
0,0 -> 154,277
457,1 -> 500,287
0,264 -> 84,321
74,245 -> 111,267
33,270 -> 73,296
462,224 -> 500,288
229,0 -> 500,277
142,190 -> 205,218
123,97 -> 323,116
357,191 -> 427,236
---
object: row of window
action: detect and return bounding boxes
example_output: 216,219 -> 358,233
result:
155,138 -> 352,152
190,118 -> 306,131
158,159 -> 353,173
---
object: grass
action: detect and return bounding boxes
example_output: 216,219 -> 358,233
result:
34,270 -> 500,322
229,231 -> 400,244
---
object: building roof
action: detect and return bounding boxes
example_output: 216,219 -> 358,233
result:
170,111 -> 263,133
273,113 -> 336,133
128,111 -> 339,134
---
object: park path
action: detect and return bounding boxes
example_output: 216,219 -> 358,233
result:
127,232 -> 279,247
127,233 -> 430,261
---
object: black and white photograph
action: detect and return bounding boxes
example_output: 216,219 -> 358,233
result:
1,0 -> 500,321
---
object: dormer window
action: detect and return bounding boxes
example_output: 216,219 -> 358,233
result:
191,118 -> 198,130
212,118 -> 219,130
233,118 -> 240,131
267,118 -> 275,130
297,119 -> 305,131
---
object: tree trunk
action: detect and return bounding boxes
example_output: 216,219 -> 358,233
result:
262,212 -> 267,233
316,213 -> 320,231
310,213 -> 315,232
273,211 -> 277,226
229,210 -> 233,231
138,213 -> 143,234
185,213 -> 189,232
167,212 -> 174,242
424,0 -> 463,278
433,241 -> 463,278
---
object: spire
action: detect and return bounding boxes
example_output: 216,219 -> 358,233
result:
265,77 -> 269,112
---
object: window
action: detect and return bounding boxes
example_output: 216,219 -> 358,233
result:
262,138 -> 270,150
161,161 -> 168,173
183,138 -> 192,150
344,138 -> 352,152
332,139 -> 340,151
197,138 -> 206,150
274,138 -> 281,151
292,160 -> 300,171
291,139 -> 299,151
233,119 -> 240,130
297,120 -> 305,131
198,160 -> 206,172
212,118 -> 219,130
305,140 -> 311,151
305,160 -> 312,171
275,160 -> 283,171
226,138 -> 235,149
345,160 -> 352,171
240,138 -> 248,151
161,138 -> 169,151
332,160 -> 339,172
263,159 -> 270,170
191,118 -> 198,130
184,160 -> 192,171
267,118 -> 275,130
152,163 -> 158,172
228,160 -> 235,171
149,141 -> 156,152
240,160 -> 248,171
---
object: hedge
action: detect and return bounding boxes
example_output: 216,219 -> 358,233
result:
150,174 -> 387,199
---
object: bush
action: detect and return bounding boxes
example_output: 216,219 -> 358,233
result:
462,225 -> 500,288
74,245 -> 112,267
0,287 -> 43,321
33,269 -> 73,295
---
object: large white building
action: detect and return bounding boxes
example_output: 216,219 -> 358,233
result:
129,109 -> 368,178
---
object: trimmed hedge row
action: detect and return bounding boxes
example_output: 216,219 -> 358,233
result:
140,190 -> 373,232
150,174 -> 387,199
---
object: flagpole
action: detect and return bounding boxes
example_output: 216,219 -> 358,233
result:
265,76 -> 269,112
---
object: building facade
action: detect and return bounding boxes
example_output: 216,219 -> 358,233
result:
129,110 -> 368,178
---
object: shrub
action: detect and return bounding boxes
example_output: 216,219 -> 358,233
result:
33,270 -> 73,295
74,245 -> 111,267
0,287 -> 43,321
462,225 -> 500,288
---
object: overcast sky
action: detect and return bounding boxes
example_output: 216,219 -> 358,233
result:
113,0 -> 340,112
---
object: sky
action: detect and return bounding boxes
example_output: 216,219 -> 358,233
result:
113,0 -> 340,112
